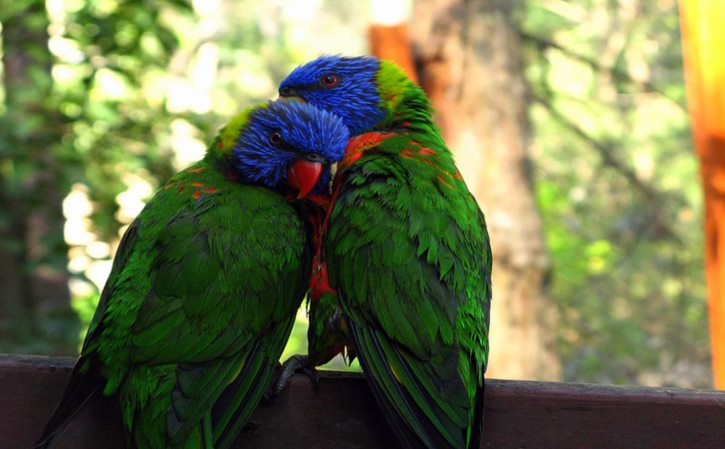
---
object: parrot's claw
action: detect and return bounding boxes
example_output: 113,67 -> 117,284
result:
268,354 -> 319,399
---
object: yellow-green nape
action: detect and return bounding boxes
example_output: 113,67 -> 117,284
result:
218,103 -> 270,153
376,59 -> 414,111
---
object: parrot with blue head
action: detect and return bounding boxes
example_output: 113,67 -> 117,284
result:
279,55 -> 492,449
35,100 -> 349,449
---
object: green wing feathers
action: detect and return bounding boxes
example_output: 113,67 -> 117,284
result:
327,142 -> 491,449
38,161 -> 310,449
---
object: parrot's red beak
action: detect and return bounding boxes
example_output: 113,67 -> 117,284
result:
287,160 -> 323,199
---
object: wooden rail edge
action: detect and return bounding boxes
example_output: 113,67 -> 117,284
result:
1,354 -> 724,448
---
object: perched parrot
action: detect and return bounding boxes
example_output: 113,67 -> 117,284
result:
35,100 -> 349,449
279,56 -> 492,449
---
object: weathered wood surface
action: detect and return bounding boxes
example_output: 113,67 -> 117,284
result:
1,354 -> 724,449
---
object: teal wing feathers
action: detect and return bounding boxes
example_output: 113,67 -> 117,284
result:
326,149 -> 491,449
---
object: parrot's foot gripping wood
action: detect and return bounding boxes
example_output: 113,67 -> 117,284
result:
271,355 -> 320,397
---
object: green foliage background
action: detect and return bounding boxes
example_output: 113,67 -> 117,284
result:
522,0 -> 708,386
0,0 -> 709,385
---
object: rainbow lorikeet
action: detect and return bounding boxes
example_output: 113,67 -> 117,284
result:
279,56 -> 492,449
35,100 -> 349,449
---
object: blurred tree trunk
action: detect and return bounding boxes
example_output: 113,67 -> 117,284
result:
411,0 -> 560,380
0,1 -> 76,353
369,24 -> 418,83
369,0 -> 418,82
680,0 -> 725,389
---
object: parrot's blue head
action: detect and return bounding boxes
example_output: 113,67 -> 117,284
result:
279,55 -> 387,136
226,100 -> 349,197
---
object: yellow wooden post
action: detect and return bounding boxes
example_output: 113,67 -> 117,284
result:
680,0 -> 725,389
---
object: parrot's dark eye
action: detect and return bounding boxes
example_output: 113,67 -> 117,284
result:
320,74 -> 341,88
269,130 -> 283,146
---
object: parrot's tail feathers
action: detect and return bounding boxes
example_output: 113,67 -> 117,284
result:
212,315 -> 297,449
362,370 -> 432,449
34,362 -> 102,449
212,357 -> 274,449
350,324 -> 463,449
471,379 -> 485,449
211,314 -> 295,449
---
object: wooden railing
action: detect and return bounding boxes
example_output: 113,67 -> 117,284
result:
1,354 -> 724,448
